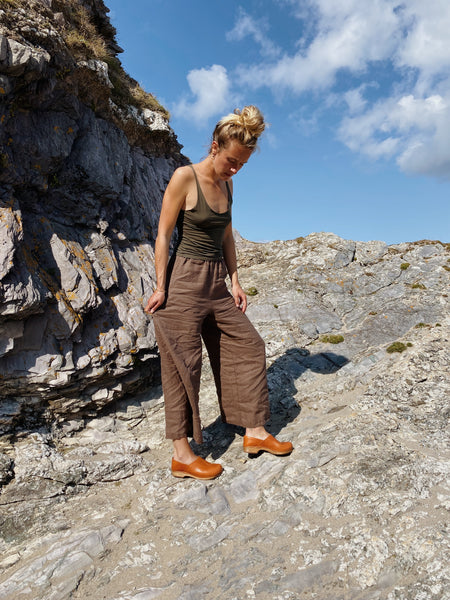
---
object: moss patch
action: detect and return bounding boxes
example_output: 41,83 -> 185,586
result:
321,334 -> 344,344
386,342 -> 412,354
246,287 -> 258,296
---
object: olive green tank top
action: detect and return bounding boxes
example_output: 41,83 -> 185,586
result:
175,165 -> 232,260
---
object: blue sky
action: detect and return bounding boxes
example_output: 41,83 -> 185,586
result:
106,0 -> 450,245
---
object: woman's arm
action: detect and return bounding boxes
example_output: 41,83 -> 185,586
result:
222,222 -> 247,313
144,167 -> 191,314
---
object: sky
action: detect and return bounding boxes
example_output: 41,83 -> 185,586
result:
106,0 -> 450,245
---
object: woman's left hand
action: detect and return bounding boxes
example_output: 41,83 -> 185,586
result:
232,283 -> 247,313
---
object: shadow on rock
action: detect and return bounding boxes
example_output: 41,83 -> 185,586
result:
196,347 -> 349,461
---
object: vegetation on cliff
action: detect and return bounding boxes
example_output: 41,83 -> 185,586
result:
0,0 -> 169,125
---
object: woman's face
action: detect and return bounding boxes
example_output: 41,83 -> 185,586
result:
213,140 -> 253,180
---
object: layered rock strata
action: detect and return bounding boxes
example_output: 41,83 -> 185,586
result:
0,0 -> 186,434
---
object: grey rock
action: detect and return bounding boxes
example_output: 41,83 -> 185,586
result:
0,36 -> 51,75
354,239 -> 388,264
0,73 -> 12,95
176,585 -> 210,600
0,319 -> 24,357
276,560 -> 340,593
85,232 -> 119,291
78,59 -> 113,88
63,111 -> 131,198
0,452 -> 13,485
112,590 -> 166,600
0,524 -> 125,599
188,523 -> 233,552
0,196 -> 21,280
174,484 -> 231,515
228,470 -> 259,503
0,33 -> 7,61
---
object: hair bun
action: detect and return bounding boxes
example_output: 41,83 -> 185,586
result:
234,106 -> 265,139
211,105 -> 266,152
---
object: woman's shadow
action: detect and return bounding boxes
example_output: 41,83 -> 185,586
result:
193,347 -> 349,460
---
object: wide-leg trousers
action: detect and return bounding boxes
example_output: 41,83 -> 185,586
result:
152,255 -> 270,444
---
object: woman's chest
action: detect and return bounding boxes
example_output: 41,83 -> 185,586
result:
185,180 -> 229,214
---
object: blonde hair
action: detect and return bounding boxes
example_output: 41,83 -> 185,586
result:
210,105 -> 266,153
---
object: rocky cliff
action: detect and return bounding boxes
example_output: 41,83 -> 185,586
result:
0,0 -> 187,435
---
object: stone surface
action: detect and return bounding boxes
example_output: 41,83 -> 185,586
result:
0,234 -> 448,600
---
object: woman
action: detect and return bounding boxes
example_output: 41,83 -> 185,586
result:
145,105 -> 292,480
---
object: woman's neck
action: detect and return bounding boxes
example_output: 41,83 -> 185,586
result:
196,155 -> 221,186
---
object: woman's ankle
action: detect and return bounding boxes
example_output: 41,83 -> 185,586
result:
172,438 -> 197,464
245,426 -> 268,440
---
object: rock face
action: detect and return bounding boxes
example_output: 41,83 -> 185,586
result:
0,0 -> 186,434
0,231 -> 448,600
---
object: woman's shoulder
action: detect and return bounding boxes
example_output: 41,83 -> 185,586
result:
172,164 -> 195,181
167,165 -> 195,191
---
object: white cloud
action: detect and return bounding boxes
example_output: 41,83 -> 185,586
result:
395,0 -> 450,80
226,8 -> 281,58
338,93 -> 450,178
234,0 -> 450,178
172,65 -> 232,125
343,88 -> 368,115
237,0 -> 400,93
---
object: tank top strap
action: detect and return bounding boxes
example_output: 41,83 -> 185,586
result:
189,164 -> 209,212
189,163 -> 199,184
225,181 -> 233,207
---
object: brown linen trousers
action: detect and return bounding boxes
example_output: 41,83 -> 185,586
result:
152,255 -> 270,444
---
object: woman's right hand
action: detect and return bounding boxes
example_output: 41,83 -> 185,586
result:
144,290 -> 166,314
